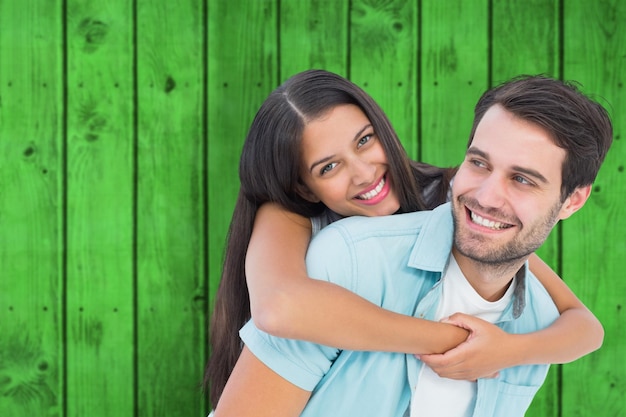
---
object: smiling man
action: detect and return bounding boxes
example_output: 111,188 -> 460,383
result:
214,75 -> 613,417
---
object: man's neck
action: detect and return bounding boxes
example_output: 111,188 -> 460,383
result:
451,248 -> 526,302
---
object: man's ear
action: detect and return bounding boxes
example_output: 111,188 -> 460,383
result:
295,181 -> 320,203
559,185 -> 592,220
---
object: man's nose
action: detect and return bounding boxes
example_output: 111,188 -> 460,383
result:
474,174 -> 507,209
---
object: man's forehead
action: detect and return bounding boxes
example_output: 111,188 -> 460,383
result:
469,106 -> 566,183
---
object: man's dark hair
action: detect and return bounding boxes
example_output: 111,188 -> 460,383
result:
468,75 -> 613,200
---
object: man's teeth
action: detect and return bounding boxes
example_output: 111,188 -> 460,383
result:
358,178 -> 385,200
470,211 -> 510,230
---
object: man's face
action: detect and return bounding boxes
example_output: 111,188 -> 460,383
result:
451,104 -> 585,266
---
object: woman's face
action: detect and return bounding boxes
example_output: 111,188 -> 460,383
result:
298,104 -> 401,217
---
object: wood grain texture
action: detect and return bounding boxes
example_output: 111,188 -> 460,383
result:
491,1 -> 561,415
492,0 -> 559,82
207,0 -> 278,307
279,0 -> 348,80
350,0 -> 419,159
1,1 -> 625,415
420,0 -> 489,168
0,1 -> 63,415
135,0 -> 207,416
65,0 -> 135,416
562,1 -> 626,415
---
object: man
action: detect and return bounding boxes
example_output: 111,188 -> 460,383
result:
214,75 -> 613,417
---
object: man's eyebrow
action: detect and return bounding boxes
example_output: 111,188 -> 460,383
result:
308,123 -> 372,174
466,147 -> 488,159
465,146 -> 549,184
512,165 -> 549,184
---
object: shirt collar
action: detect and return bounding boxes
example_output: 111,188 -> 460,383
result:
407,202 -> 528,319
407,203 -> 455,274
508,265 -> 527,320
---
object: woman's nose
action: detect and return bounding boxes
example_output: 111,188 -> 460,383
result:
350,158 -> 377,186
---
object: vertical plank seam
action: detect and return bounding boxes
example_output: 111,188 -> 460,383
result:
132,0 -> 140,415
271,0 -> 283,82
346,0 -> 352,79
61,0 -> 69,415
416,0 -> 422,162
487,0 -> 493,87
202,0 -> 210,413
557,1 -> 565,416
558,0 -> 564,81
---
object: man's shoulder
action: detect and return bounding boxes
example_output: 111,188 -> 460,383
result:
318,203 -> 450,243
524,270 -> 556,301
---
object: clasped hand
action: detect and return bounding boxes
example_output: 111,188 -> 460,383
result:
417,313 -> 517,381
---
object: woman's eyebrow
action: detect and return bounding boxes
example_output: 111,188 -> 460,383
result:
309,155 -> 334,174
352,124 -> 373,142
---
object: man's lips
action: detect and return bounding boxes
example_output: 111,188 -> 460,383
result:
467,207 -> 515,230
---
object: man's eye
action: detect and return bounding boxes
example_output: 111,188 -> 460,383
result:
471,159 -> 487,168
513,175 -> 532,185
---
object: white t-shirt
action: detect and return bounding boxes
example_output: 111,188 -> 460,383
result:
410,254 -> 516,417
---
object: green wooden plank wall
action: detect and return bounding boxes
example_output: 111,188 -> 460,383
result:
1,1 -> 624,416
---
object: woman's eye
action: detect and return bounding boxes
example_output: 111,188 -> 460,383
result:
357,134 -> 373,148
320,162 -> 337,175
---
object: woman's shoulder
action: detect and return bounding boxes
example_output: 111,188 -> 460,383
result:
257,202 -> 311,228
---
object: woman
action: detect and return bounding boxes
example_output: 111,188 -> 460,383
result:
204,69 -> 603,407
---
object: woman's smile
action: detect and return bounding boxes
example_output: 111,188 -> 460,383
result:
354,175 -> 391,205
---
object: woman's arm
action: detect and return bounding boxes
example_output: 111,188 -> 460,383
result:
418,253 -> 604,379
213,346 -> 310,417
520,253 -> 604,361
246,202 -> 468,354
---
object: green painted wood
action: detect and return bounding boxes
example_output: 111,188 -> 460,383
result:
562,1 -> 626,415
0,1 -> 63,416
491,1 -> 561,415
350,0 -> 419,159
135,0 -> 207,416
492,0 -> 559,82
420,0 -> 489,168
207,0 -> 278,318
279,0 -> 348,80
2,2 -> 626,416
65,1 -> 134,416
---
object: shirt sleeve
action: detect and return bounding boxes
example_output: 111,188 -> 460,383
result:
240,320 -> 340,391
305,221 -> 358,292
239,223 -> 355,391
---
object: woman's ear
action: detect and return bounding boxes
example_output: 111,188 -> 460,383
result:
295,181 -> 320,203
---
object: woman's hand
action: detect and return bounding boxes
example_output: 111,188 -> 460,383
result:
417,313 -> 516,380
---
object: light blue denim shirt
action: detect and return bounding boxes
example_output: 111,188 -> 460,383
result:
240,203 -> 559,417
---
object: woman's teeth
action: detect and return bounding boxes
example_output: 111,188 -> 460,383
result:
470,211 -> 511,230
358,177 -> 385,200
